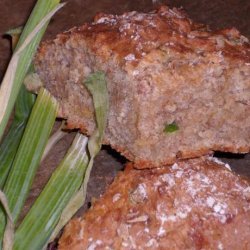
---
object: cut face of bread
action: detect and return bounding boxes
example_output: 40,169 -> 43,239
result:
35,6 -> 250,168
59,157 -> 250,250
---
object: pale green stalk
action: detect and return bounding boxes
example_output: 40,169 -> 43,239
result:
82,71 -> 109,204
0,0 -> 64,140
0,88 -> 58,247
0,28 -> 36,188
0,86 -> 35,188
13,134 -> 89,250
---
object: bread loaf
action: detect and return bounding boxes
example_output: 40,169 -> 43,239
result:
35,6 -> 250,168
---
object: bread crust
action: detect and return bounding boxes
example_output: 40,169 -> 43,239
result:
37,6 -> 250,63
59,157 -> 250,249
35,6 -> 250,168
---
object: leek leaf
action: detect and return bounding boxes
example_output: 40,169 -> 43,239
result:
13,134 -> 89,250
0,28 -> 36,188
0,0 -> 64,140
48,71 -> 109,243
0,86 -> 35,188
82,71 -> 109,199
0,88 -> 58,247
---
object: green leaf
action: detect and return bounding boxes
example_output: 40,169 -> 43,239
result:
0,88 -> 58,247
83,70 -> 109,186
84,71 -> 109,155
0,0 -> 64,140
0,83 -> 36,189
164,122 -> 179,133
11,71 -> 109,249
13,134 -> 89,250
0,27 -> 36,189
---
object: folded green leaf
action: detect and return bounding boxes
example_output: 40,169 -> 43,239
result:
48,71 -> 109,244
13,134 -> 89,250
83,71 -> 109,197
84,71 -> 109,155
0,88 -> 58,247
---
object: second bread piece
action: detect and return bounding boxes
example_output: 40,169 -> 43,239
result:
59,157 -> 250,249
35,6 -> 250,168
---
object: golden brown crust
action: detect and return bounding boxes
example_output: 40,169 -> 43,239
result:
38,6 -> 250,65
59,157 -> 250,249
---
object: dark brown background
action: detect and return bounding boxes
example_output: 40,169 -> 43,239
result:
0,0 -> 249,227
